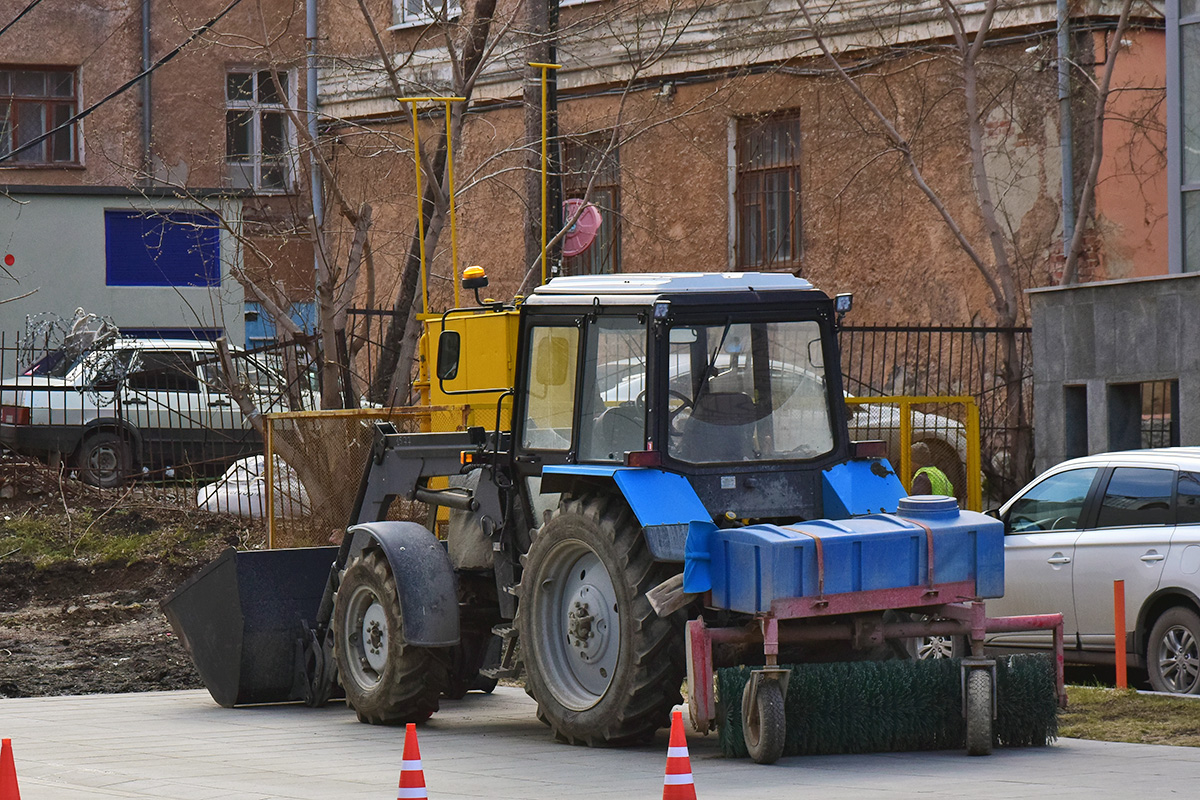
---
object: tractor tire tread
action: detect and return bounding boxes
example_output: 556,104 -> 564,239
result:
520,493 -> 686,747
332,550 -> 449,725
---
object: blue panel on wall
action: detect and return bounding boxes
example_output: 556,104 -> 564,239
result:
105,210 -> 221,287
244,301 -> 317,348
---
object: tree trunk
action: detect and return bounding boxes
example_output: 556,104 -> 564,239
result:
368,0 -> 500,404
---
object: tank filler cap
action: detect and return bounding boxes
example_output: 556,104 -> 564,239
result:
897,495 -> 960,517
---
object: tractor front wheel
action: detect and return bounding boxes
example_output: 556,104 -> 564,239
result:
333,549 -> 449,724
517,494 -> 686,745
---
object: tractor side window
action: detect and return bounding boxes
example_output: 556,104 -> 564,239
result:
579,316 -> 647,461
521,326 -> 580,451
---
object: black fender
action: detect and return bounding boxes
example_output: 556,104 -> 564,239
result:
342,521 -> 460,647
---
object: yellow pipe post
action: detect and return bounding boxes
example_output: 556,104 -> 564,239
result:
899,398 -> 913,490
528,62 -> 561,286
397,96 -> 467,314
964,398 -> 982,511
445,99 -> 461,308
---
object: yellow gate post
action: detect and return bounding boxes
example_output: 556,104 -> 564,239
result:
528,62 -> 561,286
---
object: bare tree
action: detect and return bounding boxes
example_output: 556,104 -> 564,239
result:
794,0 -> 1148,490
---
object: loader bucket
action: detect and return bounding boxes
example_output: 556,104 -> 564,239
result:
161,546 -> 338,707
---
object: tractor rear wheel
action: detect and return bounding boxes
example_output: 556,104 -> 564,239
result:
517,493 -> 686,745
333,549 -> 449,724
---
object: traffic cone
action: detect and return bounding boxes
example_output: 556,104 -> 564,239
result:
662,710 -> 696,800
397,723 -> 427,800
0,738 -> 20,800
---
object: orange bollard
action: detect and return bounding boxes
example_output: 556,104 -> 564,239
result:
662,710 -> 697,800
0,738 -> 21,800
397,723 -> 427,800
1114,579 -> 1127,690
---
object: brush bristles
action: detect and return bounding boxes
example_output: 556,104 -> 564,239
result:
716,654 -> 1059,758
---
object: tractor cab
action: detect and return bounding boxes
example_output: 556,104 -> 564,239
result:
510,272 -> 852,522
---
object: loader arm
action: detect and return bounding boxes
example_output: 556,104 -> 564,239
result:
349,422 -> 489,524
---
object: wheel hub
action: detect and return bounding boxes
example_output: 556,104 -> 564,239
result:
567,584 -> 612,665
360,601 -> 389,673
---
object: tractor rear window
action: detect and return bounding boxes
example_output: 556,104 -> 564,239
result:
666,319 -> 834,463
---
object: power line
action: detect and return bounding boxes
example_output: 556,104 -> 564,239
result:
0,0 -> 46,41
1,0 -> 248,165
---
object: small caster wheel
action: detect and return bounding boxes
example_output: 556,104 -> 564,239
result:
965,666 -> 994,756
742,677 -> 786,764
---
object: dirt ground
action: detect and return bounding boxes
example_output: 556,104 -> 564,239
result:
0,456 -> 266,699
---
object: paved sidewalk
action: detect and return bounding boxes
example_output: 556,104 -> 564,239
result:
2,687 -> 1199,799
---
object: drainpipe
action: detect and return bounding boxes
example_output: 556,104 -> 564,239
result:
142,0 -> 152,183
1058,0 -> 1075,257
306,0 -> 323,232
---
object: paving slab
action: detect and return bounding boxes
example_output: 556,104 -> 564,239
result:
2,687 -> 1199,799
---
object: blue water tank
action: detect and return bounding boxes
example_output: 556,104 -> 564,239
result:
684,496 -> 1004,614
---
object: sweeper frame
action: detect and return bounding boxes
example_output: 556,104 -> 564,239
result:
686,581 -> 1067,763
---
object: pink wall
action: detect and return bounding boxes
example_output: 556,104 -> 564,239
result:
1093,28 -> 1169,279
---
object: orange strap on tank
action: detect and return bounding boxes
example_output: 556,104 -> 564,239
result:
782,525 -> 825,599
897,516 -> 937,590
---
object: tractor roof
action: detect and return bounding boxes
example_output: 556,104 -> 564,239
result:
525,272 -> 821,307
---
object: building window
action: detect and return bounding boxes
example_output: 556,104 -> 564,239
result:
562,133 -> 620,275
734,112 -> 802,269
105,210 -> 221,288
226,70 -> 292,192
0,67 -> 78,165
392,0 -> 461,26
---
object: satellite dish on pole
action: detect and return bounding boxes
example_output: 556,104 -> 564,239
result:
562,199 -> 603,257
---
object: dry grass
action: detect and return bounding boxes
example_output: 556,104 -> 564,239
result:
1061,686 -> 1200,747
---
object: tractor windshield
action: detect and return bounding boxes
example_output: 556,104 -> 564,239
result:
665,320 -> 835,463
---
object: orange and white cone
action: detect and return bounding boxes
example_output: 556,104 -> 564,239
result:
662,710 -> 696,800
397,723 -> 427,800
1,738 -> 21,800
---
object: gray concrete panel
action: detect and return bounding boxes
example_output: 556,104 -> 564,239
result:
1029,274 -> 1200,469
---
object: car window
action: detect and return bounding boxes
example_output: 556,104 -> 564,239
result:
127,350 -> 201,392
1179,472 -> 1200,525
1007,467 -> 1098,533
1094,467 -> 1174,528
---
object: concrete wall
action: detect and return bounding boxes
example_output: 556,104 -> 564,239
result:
1029,273 -> 1200,473
0,188 -> 245,344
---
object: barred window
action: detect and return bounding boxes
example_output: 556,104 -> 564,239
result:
0,67 -> 78,165
226,70 -> 292,192
393,0 -> 461,25
562,133 -> 620,275
735,113 -> 802,269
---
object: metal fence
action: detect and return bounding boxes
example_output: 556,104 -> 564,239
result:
264,406 -> 473,548
839,325 -> 1034,501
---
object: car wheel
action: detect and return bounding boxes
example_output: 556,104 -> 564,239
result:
73,431 -> 132,488
1147,607 -> 1200,695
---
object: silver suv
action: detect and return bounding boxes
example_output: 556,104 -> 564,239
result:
987,448 -> 1200,694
